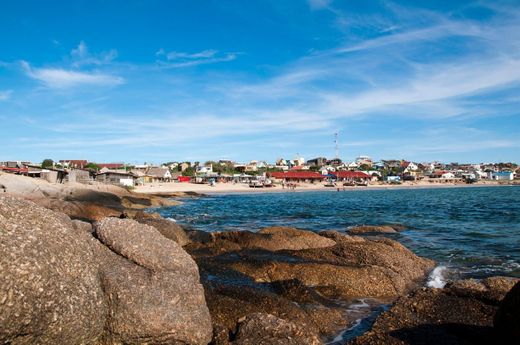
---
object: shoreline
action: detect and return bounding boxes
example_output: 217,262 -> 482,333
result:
134,180 -> 517,196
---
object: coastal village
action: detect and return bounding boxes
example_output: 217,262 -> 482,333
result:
1,155 -> 518,189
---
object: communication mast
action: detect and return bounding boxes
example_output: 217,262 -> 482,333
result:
334,132 -> 339,159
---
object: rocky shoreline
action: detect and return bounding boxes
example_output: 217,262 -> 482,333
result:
1,173 -> 518,344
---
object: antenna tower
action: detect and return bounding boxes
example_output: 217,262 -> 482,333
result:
334,132 -> 339,159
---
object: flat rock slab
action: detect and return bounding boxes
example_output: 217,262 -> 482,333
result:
186,228 -> 434,343
234,313 -> 322,345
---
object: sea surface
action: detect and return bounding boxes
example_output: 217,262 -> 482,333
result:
156,186 -> 520,281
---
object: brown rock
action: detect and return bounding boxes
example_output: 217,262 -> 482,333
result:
71,219 -> 93,233
0,194 -> 107,344
447,276 -> 518,304
100,259 -> 211,345
0,195 -> 213,345
494,281 -> 520,342
33,197 -> 121,222
188,229 -> 433,343
348,225 -> 399,234
134,215 -> 190,246
351,277 -> 519,345
234,313 -> 322,345
189,227 -> 335,254
257,226 -> 336,250
95,218 -> 196,273
216,232 -> 433,299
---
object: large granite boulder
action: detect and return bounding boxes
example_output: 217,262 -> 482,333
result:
94,218 -> 212,344
0,195 -> 212,345
0,194 -> 106,344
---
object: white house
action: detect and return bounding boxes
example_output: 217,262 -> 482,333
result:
147,167 -> 172,182
441,172 -> 456,179
196,165 -> 213,174
489,171 -> 514,181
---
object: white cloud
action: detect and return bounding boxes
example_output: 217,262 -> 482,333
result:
0,90 -> 12,101
166,49 -> 218,60
155,49 -> 238,68
21,61 -> 124,88
70,41 -> 118,67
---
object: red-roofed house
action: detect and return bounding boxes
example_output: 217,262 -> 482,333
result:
97,163 -> 125,170
332,171 -> 371,182
269,171 -> 325,183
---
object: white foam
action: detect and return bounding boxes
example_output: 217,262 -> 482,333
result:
348,299 -> 369,311
427,266 -> 447,288
326,319 -> 362,344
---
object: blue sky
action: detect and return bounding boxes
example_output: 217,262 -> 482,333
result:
1,0 -> 519,164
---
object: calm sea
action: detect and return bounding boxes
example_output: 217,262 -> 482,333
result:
156,186 -> 520,280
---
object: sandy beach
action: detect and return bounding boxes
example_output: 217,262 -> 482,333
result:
133,179 -> 514,195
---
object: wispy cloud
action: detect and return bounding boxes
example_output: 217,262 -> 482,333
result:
155,48 -> 238,68
70,41 -> 118,67
21,61 -> 124,88
0,90 -> 12,101
5,2 -> 520,163
307,0 -> 332,11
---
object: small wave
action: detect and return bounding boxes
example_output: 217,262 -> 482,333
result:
348,299 -> 370,312
166,217 -> 177,222
326,319 -> 362,344
427,266 -> 447,288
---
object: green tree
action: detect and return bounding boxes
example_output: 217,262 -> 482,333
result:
85,163 -> 101,171
41,159 -> 54,169
182,166 -> 196,177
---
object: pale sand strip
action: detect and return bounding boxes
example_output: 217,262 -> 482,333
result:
133,180 -> 514,195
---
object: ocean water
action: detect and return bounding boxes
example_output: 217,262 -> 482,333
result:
156,186 -> 520,280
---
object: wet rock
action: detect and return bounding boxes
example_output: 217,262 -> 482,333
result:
348,225 -> 402,234
215,232 -> 433,299
212,324 -> 232,345
187,229 -> 433,342
190,227 -> 335,254
134,215 -> 190,246
350,277 -> 519,345
0,194 -> 106,344
257,226 -> 336,250
121,194 -> 180,209
234,313 -> 322,345
494,281 -> 520,342
204,277 -> 323,338
447,276 -> 518,304
187,229 -> 214,244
